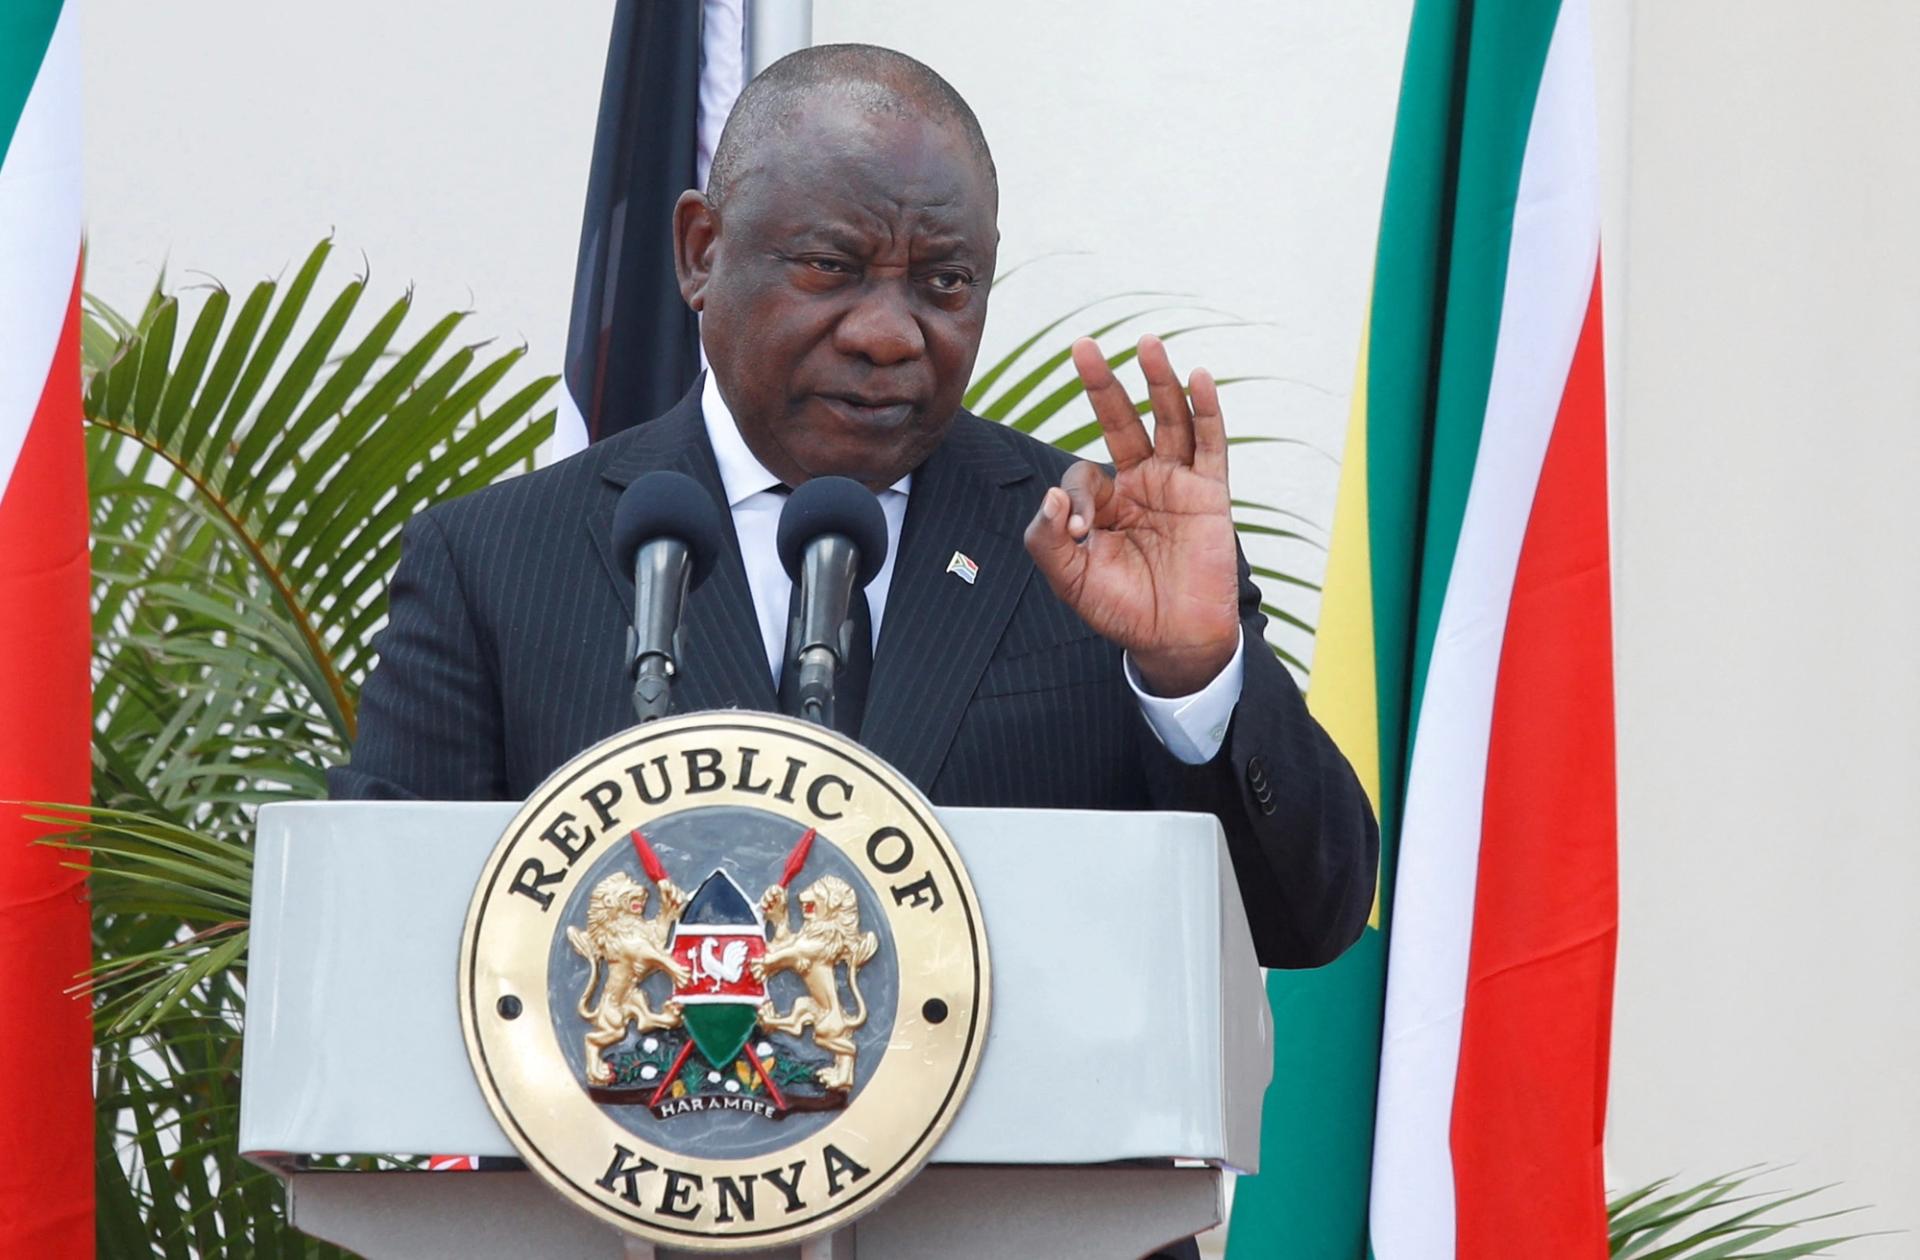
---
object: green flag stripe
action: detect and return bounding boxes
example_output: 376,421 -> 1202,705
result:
0,0 -> 62,170
1236,931 -> 1390,1257
1366,0 -> 1564,865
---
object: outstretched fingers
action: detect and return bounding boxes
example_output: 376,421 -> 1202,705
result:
1189,368 -> 1228,483
1071,337 -> 1152,471
1138,335 -> 1195,464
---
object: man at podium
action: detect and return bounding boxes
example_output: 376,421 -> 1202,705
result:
330,44 -> 1376,976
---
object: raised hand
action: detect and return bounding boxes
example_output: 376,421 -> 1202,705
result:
1023,334 -> 1242,697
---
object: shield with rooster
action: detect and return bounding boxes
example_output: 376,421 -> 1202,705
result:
668,869 -> 767,1070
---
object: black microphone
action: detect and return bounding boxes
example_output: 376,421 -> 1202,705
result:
775,477 -> 889,729
611,471 -> 726,723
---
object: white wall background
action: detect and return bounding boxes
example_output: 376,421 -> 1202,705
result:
80,1 -> 609,383
79,0 -> 1919,1251
1607,2 -> 1920,1251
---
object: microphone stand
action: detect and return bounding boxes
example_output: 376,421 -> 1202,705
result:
630,543 -> 692,724
789,534 -> 859,729
610,469 -> 725,726
774,475 -> 888,733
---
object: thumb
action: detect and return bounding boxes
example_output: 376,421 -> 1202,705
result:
1023,486 -> 1089,600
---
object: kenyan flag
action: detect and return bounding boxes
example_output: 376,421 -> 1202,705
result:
1228,0 -> 1617,1255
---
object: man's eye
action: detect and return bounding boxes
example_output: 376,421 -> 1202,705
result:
926,271 -> 971,293
804,258 -> 851,275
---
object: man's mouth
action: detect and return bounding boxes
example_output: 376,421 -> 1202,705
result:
816,393 -> 916,428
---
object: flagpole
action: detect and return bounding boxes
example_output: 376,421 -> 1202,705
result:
747,0 -> 812,76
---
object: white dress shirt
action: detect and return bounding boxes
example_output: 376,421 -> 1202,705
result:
700,373 -> 1244,765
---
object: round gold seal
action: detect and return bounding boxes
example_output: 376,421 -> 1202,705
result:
459,712 -> 990,1250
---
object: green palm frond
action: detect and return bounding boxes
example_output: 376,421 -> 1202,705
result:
79,241 -> 556,1256
85,239 -> 552,750
42,806 -> 249,1033
1608,1168 -> 1883,1258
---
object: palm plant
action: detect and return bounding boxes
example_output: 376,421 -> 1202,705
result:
77,239 -> 554,1254
1608,1168 -> 1878,1258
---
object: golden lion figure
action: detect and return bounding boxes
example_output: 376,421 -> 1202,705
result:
567,872 -> 690,1086
753,876 -> 879,1092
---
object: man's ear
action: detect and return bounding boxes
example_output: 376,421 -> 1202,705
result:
673,190 -> 718,311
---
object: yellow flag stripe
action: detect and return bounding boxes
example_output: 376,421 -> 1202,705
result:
1306,310 -> 1383,929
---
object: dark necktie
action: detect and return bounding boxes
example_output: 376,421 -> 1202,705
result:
771,485 -> 873,737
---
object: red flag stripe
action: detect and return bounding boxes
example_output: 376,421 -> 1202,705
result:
0,260 -> 92,1256
1449,266 -> 1616,1255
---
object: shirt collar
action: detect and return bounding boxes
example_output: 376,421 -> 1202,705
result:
701,371 -> 912,506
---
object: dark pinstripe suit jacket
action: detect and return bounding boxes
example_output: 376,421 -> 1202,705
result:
328,385 -> 1377,969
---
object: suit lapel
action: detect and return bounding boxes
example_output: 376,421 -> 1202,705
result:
861,417 -> 1037,789
586,384 -> 778,715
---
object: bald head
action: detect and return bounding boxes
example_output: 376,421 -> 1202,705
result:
706,43 -> 997,208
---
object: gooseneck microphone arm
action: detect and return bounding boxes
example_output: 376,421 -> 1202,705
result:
628,540 -> 693,722
776,477 -> 891,731
790,533 -> 861,725
612,471 -> 726,724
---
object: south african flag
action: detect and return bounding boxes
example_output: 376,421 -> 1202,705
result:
1229,0 -> 1618,1254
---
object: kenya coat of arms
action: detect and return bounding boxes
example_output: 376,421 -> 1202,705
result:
568,826 -> 880,1117
459,714 -> 989,1252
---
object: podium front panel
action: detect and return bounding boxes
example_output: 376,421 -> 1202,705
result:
239,801 -> 1270,1171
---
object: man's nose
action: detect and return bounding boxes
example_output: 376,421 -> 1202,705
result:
832,282 -> 926,365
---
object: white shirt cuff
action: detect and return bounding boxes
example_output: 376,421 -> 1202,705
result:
1124,629 -> 1245,765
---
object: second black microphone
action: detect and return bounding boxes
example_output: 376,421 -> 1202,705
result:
775,477 -> 890,733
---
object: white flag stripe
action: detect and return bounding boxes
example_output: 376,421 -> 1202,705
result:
0,2 -> 82,499
690,0 -> 748,384
696,0 -> 748,193
1368,1 -> 1602,1253
548,380 -> 590,463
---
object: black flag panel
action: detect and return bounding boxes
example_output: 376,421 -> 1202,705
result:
564,0 -> 704,443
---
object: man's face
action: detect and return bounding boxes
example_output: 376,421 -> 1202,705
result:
675,103 -> 998,490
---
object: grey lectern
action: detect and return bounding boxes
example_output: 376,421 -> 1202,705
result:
240,802 -> 1272,1259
